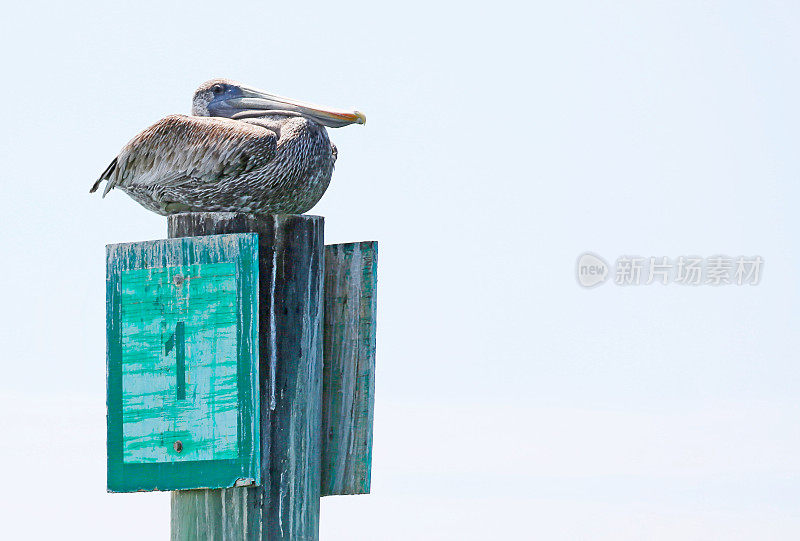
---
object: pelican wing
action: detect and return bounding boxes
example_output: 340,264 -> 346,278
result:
91,114 -> 277,198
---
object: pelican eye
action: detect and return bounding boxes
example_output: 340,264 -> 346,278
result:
212,84 -> 225,95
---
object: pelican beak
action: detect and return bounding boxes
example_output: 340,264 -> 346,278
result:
225,87 -> 366,128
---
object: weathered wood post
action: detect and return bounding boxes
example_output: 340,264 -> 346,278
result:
168,213 -> 324,540
105,212 -> 376,540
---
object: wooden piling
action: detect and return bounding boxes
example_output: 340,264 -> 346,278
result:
168,212 -> 324,541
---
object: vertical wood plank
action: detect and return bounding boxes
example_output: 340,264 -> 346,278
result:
321,241 -> 378,496
169,212 -> 324,541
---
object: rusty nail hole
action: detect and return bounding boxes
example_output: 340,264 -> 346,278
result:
174,441 -> 183,453
173,274 -> 184,286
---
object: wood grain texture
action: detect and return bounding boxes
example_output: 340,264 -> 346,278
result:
321,242 -> 378,496
106,234 -> 259,492
171,487 -> 261,540
169,213 -> 324,541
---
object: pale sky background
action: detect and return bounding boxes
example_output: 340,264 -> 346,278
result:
1,1 -> 799,539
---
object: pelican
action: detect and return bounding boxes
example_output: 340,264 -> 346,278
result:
90,79 -> 365,215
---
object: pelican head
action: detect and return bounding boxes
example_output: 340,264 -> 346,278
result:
192,78 -> 366,128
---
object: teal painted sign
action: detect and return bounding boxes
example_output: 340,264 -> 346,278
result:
106,234 -> 259,492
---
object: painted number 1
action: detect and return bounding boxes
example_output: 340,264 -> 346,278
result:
165,322 -> 186,400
